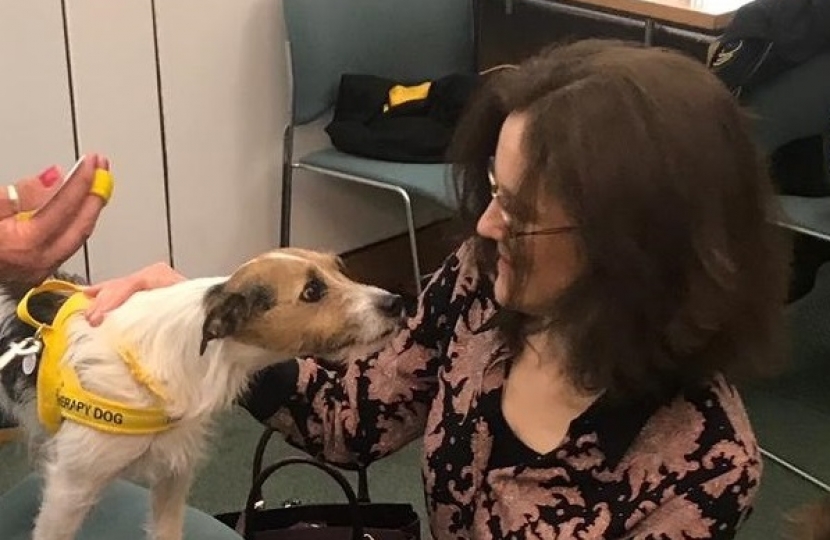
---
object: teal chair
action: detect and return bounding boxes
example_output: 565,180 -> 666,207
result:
279,0 -> 476,294
0,474 -> 241,540
776,195 -> 830,242
769,195 -> 830,495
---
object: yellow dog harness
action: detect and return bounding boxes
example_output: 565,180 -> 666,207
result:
16,280 -> 177,435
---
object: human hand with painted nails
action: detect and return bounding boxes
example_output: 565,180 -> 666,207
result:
0,153 -> 111,285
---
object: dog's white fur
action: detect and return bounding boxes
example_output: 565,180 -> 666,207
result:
30,278 -> 247,540
0,249 -> 403,540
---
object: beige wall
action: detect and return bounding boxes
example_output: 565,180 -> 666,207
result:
68,0 -> 170,283
0,0 -> 87,278
0,0 -> 448,282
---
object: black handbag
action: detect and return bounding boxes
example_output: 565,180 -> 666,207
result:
214,428 -> 421,540
324,72 -> 479,163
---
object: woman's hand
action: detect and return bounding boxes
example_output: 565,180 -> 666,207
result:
0,154 -> 109,285
84,262 -> 187,326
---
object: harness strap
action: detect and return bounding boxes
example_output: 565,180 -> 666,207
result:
16,280 -> 176,435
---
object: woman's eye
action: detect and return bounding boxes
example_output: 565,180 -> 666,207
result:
300,278 -> 326,303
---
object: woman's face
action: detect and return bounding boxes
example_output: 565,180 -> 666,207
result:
476,112 -> 582,314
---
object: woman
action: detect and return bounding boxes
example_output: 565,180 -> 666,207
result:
86,40 -> 790,539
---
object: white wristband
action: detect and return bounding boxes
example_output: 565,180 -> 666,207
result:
6,184 -> 20,214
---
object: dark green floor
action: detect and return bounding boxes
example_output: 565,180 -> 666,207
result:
0,408 -> 426,531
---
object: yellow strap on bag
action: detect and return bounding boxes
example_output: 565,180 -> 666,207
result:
383,81 -> 432,112
16,280 -> 175,435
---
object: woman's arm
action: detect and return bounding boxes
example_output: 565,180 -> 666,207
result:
625,456 -> 759,540
240,241 -> 479,466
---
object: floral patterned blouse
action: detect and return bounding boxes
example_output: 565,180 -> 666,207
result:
242,241 -> 761,539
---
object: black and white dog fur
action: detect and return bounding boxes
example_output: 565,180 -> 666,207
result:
0,248 -> 404,540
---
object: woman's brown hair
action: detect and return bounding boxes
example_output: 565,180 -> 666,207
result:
449,39 -> 791,400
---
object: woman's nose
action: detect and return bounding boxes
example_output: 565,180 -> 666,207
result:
476,200 -> 506,241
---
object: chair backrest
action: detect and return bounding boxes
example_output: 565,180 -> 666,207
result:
283,0 -> 475,125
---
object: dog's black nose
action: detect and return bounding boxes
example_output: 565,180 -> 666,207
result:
377,293 -> 405,317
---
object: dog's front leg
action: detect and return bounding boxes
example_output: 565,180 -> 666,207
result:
33,427 -> 148,540
32,462 -> 112,540
149,471 -> 194,540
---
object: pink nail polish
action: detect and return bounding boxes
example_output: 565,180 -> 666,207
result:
39,166 -> 60,187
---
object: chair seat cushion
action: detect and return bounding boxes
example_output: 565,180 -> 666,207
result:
777,195 -> 830,241
297,148 -> 457,207
0,474 -> 241,540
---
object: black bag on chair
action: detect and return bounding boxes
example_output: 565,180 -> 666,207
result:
324,72 -> 479,163
213,428 -> 421,540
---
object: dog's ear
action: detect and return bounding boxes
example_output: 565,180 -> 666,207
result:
200,283 -> 275,354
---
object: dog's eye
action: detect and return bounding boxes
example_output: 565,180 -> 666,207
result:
300,278 -> 326,303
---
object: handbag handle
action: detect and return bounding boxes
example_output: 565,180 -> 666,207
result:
250,427 -> 371,507
250,427 -> 276,508
243,456 -> 366,540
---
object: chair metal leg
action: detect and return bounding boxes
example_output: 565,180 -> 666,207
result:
280,163 -> 294,248
398,189 -> 423,296
760,447 -> 830,493
296,164 -> 427,296
280,126 -> 295,248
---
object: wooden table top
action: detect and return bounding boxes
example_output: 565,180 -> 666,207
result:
564,0 -> 753,31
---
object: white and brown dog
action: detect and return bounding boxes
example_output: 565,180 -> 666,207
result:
0,248 -> 404,540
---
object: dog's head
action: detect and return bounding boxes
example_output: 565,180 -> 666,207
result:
199,248 -> 405,360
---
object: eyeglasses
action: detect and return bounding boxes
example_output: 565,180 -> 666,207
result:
487,159 -> 577,238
